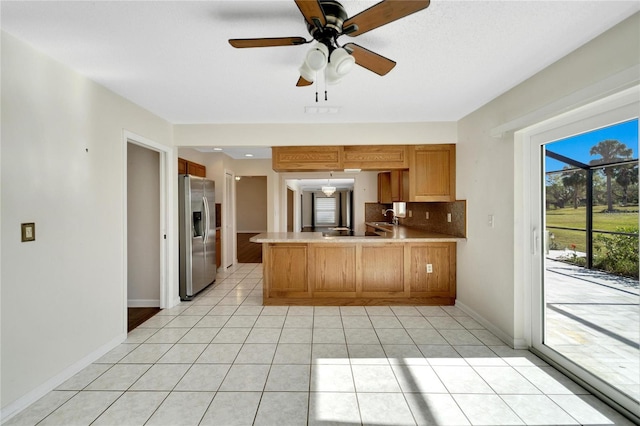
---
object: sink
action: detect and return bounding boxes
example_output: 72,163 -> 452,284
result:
368,222 -> 395,230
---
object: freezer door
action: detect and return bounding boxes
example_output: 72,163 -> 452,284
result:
203,179 -> 217,286
188,177 -> 206,295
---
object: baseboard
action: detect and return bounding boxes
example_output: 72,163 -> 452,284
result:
454,300 -> 527,349
237,230 -> 266,234
127,299 -> 160,308
1,333 -> 126,423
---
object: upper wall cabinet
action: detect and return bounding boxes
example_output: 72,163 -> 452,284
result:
272,146 -> 342,172
178,157 -> 206,178
378,170 -> 409,203
342,145 -> 408,170
408,144 -> 456,202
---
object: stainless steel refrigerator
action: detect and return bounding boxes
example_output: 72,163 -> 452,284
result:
179,174 -> 216,300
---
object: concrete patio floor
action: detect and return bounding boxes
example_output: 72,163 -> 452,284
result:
545,258 -> 639,402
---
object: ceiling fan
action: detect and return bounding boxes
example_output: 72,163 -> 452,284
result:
228,0 -> 430,87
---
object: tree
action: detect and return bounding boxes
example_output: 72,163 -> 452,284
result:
613,164 -> 639,205
561,168 -> 586,209
589,139 -> 633,211
545,173 -> 571,209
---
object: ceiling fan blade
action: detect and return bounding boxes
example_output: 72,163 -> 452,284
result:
296,76 -> 313,86
229,37 -> 307,48
294,0 -> 326,28
343,0 -> 430,37
343,43 -> 396,76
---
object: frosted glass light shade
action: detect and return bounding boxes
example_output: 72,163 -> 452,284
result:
306,43 -> 329,71
325,48 -> 355,85
330,48 -> 355,75
299,62 -> 315,83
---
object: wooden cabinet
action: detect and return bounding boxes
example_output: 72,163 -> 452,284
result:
178,157 -> 187,174
178,157 -> 206,177
360,244 -> 406,297
406,243 -> 456,298
309,244 -> 357,297
260,240 -> 457,305
378,172 -> 392,203
263,243 -> 309,298
343,145 -> 408,170
215,229 -> 221,269
408,144 -> 455,202
378,170 -> 409,203
272,146 -> 342,172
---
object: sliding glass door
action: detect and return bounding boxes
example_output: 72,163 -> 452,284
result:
527,88 -> 639,419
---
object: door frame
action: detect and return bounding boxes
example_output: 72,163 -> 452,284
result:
224,170 -> 237,268
515,86 -> 639,418
122,130 -> 176,332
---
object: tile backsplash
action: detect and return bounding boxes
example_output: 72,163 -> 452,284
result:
365,201 -> 467,238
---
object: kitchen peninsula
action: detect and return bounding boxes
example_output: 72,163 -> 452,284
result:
250,223 -> 465,306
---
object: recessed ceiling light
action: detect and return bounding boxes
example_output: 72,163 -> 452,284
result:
244,153 -> 254,157
213,147 -> 223,151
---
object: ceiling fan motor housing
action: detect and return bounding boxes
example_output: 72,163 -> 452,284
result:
306,0 -> 348,50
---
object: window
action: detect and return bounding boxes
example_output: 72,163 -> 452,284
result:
315,196 -> 337,226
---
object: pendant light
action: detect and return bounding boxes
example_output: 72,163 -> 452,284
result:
321,172 -> 336,197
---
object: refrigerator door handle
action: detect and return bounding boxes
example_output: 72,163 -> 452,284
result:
202,196 -> 210,243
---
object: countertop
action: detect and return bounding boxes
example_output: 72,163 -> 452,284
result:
250,223 -> 465,243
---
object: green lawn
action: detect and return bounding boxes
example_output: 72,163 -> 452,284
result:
546,205 -> 638,253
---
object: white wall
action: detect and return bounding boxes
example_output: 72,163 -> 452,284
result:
127,143 -> 161,306
1,32 -> 173,414
173,122 -> 458,147
456,13 -> 640,347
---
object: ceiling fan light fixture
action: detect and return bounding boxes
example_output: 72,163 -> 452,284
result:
299,62 -> 316,83
305,42 -> 329,71
330,47 -> 355,75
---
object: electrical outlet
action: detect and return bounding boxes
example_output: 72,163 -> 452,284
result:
382,209 -> 385,216
488,214 -> 494,228
408,210 -> 412,218
447,213 -> 452,223
425,211 -> 430,219
426,264 -> 433,273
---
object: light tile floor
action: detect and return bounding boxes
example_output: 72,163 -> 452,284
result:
5,263 -> 636,426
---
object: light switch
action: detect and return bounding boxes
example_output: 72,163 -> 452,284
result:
21,222 -> 35,242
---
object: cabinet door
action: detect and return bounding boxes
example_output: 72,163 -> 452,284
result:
309,244 -> 356,297
265,243 -> 309,298
343,145 -> 408,170
178,157 -> 188,174
409,144 -> 455,201
187,161 -> 207,178
378,172 -> 392,203
359,244 -> 406,297
272,146 -> 342,172
390,170 -> 409,201
407,243 -> 456,298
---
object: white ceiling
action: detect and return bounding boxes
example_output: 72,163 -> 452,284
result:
2,1 -> 638,128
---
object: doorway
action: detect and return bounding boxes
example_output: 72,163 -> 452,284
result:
523,87 -> 639,419
236,176 -> 267,263
126,142 -> 161,330
123,131 -> 172,334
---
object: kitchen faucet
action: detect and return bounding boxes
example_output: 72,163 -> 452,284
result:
384,209 -> 398,225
